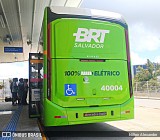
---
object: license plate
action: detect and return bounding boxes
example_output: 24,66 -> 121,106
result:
84,112 -> 107,117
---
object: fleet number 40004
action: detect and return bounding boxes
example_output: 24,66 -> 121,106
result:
101,85 -> 123,91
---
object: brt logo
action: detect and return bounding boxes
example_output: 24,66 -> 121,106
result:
73,28 -> 110,43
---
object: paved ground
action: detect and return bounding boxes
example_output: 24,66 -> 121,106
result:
0,102 -> 18,131
0,102 -> 41,140
1,98 -> 160,140
134,97 -> 160,109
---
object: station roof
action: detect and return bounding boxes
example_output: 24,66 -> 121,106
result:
0,0 -> 82,63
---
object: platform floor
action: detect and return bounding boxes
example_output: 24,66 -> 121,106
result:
0,102 -> 42,139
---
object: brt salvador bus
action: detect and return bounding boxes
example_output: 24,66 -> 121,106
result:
41,6 -> 134,127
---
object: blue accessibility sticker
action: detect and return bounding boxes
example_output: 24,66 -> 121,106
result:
65,84 -> 77,96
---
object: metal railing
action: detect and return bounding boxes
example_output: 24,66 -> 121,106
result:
133,81 -> 160,98
0,79 -> 11,101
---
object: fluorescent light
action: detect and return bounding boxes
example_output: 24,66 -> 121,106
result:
0,15 -> 5,28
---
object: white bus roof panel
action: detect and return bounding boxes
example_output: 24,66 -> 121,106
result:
50,6 -> 126,24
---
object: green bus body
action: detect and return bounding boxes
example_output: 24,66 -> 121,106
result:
41,7 -> 134,126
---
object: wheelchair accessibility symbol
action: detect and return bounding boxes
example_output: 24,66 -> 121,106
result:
65,84 -> 77,96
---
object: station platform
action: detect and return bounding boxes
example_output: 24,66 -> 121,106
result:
0,102 -> 42,139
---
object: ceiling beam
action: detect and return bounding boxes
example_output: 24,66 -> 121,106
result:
17,0 -> 25,60
0,0 -> 13,43
31,0 -> 50,53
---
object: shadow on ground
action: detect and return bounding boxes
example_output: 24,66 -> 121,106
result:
44,123 -> 134,140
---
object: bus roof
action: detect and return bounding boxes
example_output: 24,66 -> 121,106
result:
48,6 -> 127,28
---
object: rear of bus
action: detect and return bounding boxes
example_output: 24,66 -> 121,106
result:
42,7 -> 134,126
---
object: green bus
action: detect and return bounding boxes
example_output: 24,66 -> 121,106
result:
41,6 -> 134,127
